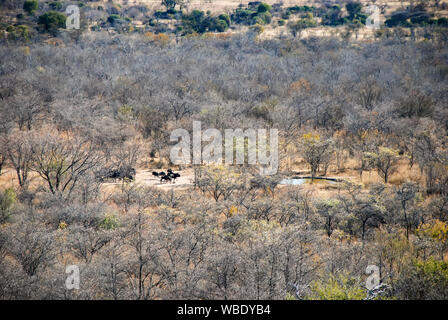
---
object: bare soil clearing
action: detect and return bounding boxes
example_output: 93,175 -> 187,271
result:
101,168 -> 196,191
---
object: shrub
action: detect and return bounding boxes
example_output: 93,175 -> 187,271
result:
218,13 -> 230,26
307,273 -> 366,300
181,10 -> 229,34
257,2 -> 271,13
287,5 -> 314,14
396,259 -> 448,299
181,9 -> 204,32
281,10 -> 291,19
49,1 -> 63,10
162,0 -> 177,10
249,24 -> 264,34
154,10 -> 181,19
303,5 -> 313,12
38,11 -> 67,31
385,11 -> 411,27
231,8 -> 256,25
107,14 -> 121,24
438,17 -> 448,26
410,12 -> 431,25
0,188 -> 16,223
100,214 -> 119,230
255,11 -> 271,25
287,5 -> 302,14
346,2 -> 362,20
23,0 -> 38,14
322,5 -> 344,26
208,17 -> 228,32
16,25 -> 30,39
288,17 -> 317,37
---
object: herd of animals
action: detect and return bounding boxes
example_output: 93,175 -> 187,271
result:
152,169 -> 181,183
95,165 -> 181,184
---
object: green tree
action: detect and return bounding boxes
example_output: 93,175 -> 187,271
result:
364,147 -> 402,183
300,133 -> 333,180
49,1 -> 63,10
346,2 -> 362,20
218,14 -> 230,26
257,2 -> 271,13
288,16 -> 316,37
38,11 -> 67,31
23,0 -> 38,14
162,0 -> 177,10
315,199 -> 341,237
322,5 -> 343,26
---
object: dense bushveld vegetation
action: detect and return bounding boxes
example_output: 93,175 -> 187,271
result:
1,7 -> 448,299
1,0 -> 447,39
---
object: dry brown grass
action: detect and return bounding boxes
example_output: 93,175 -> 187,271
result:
0,169 -> 43,192
0,169 -> 17,191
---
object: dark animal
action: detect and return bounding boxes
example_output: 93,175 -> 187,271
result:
96,168 -> 119,182
166,169 -> 180,183
96,166 -> 135,182
152,171 -> 159,177
119,166 -> 135,181
160,174 -> 171,183
170,173 -> 180,183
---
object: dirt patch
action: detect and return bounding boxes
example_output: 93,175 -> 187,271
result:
100,168 -> 196,191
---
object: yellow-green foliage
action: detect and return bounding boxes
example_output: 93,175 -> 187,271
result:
364,146 -> 402,182
100,213 -> 119,230
0,188 -> 17,222
364,147 -> 401,164
415,258 -> 448,277
397,257 -> 448,299
417,220 -> 448,243
315,198 -> 341,210
1,188 -> 16,212
307,273 -> 366,300
302,132 -> 321,145
6,25 -> 30,40
117,105 -> 134,122
285,293 -> 297,300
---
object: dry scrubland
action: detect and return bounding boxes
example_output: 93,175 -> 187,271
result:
0,0 -> 448,300
2,0 -> 448,41
78,1 -> 448,39
102,0 -> 420,14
